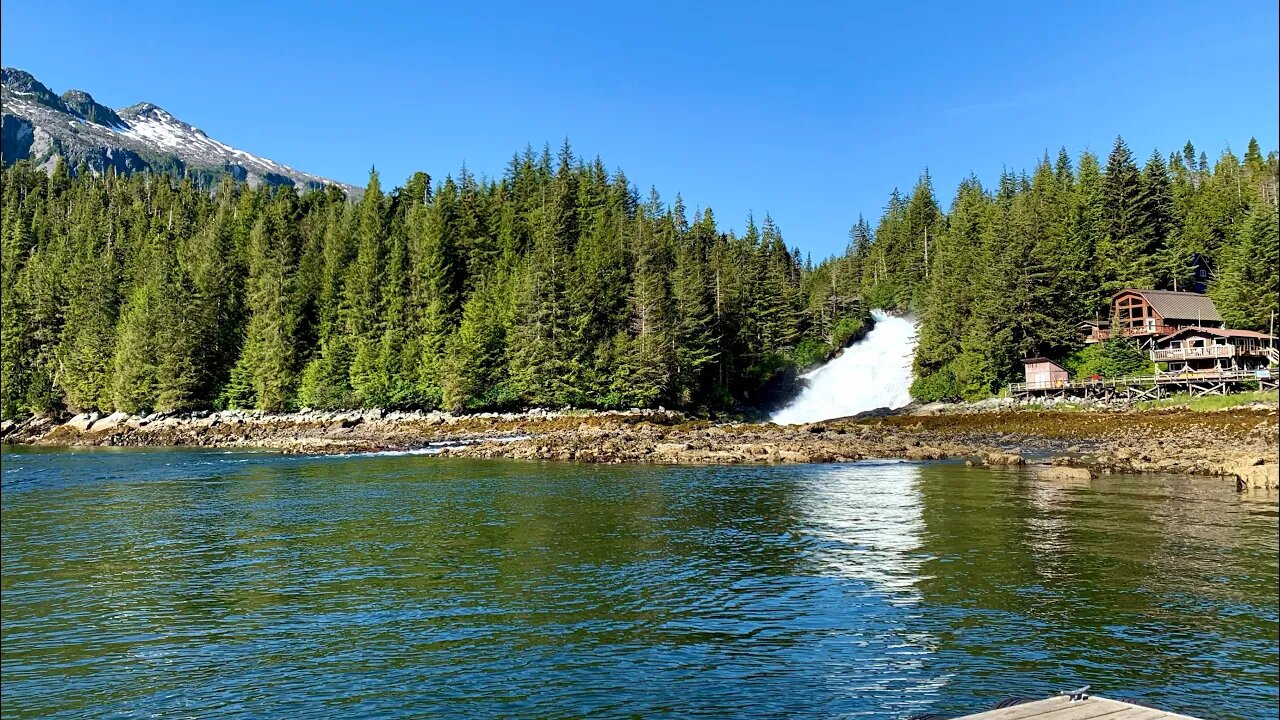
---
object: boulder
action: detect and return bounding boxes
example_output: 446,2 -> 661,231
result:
980,451 -> 1025,466
1034,465 -> 1092,481
904,447 -> 943,461
1226,460 -> 1279,490
910,402 -> 952,416
850,406 -> 897,420
973,397 -> 1018,411
66,412 -> 99,432
91,411 -> 131,433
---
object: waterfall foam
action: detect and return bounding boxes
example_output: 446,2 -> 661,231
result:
771,310 -> 918,424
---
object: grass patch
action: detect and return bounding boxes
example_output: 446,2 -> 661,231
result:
1135,390 -> 1279,411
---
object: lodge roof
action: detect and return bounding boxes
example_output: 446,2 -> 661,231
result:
1159,326 -> 1276,342
1113,289 -> 1223,323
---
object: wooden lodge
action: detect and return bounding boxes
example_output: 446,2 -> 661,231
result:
1085,289 -> 1224,347
1014,290 -> 1278,401
1152,327 -> 1278,374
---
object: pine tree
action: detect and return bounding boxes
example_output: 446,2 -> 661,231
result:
913,176 -> 988,389
1099,136 -> 1157,291
57,185 -> 119,411
111,229 -> 200,413
670,209 -> 718,406
227,190 -> 301,411
506,146 -> 580,407
347,170 -> 388,404
1,180 -> 37,417
183,178 -> 245,402
622,204 -> 673,406
441,276 -> 511,411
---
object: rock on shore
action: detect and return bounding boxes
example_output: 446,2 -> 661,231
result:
2,405 -> 1276,486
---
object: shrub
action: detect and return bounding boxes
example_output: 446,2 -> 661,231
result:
831,315 -> 866,348
790,338 -> 831,370
910,363 -> 961,402
1063,339 -> 1152,379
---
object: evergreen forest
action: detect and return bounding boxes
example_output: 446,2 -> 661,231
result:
1,143 -> 864,418
1,136 -> 1276,419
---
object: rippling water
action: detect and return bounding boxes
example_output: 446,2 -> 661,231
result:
2,448 -> 1276,719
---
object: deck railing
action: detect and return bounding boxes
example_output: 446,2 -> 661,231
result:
1151,345 -> 1234,361
1151,345 -> 1275,361
1009,368 -> 1265,394
1089,324 -> 1178,342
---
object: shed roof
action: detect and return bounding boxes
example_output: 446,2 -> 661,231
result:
1021,357 -> 1066,369
1114,289 -> 1223,322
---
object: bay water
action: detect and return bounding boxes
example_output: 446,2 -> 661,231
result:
2,447 -> 1276,718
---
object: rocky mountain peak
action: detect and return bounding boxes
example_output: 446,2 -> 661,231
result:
60,89 -> 126,129
2,67 -> 352,193
120,101 -> 165,118
2,67 -> 72,113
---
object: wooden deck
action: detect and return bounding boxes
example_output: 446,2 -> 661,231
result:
956,694 -> 1203,720
1009,367 -> 1278,401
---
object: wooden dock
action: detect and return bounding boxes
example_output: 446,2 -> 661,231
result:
1009,367 -> 1278,402
955,694 -> 1203,720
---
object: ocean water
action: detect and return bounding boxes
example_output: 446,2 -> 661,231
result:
2,447 -> 1276,719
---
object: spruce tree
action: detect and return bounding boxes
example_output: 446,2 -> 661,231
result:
227,191 -> 301,411
1099,136 -> 1155,291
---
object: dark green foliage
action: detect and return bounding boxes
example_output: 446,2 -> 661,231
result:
896,137 -> 1278,400
0,143 -> 866,417
909,362 -> 960,403
789,338 -> 830,370
1063,339 -> 1152,379
4,136 -> 1273,418
1211,203 -> 1280,331
830,316 -> 866,349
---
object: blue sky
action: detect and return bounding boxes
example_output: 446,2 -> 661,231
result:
3,0 -> 1277,258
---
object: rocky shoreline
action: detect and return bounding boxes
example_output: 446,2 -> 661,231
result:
3,401 -> 1277,489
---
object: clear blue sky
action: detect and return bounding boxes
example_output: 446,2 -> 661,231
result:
3,0 -> 1277,258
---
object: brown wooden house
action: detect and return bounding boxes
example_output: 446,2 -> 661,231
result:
1086,289 -> 1224,347
1152,327 -> 1278,374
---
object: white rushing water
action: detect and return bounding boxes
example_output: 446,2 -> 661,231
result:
771,310 -> 918,424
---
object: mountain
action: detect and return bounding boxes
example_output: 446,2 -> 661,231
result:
1,68 -> 353,192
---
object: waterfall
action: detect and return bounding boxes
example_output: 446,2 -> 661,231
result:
771,310 -> 918,424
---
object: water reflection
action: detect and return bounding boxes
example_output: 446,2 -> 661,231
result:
793,461 -> 953,709
796,460 -> 926,601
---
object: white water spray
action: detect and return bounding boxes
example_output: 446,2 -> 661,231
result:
771,310 -> 918,424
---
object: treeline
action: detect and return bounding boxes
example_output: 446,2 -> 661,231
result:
0,143 -> 867,419
849,136 -> 1278,401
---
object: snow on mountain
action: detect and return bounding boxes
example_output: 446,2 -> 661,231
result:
1,67 -> 353,193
